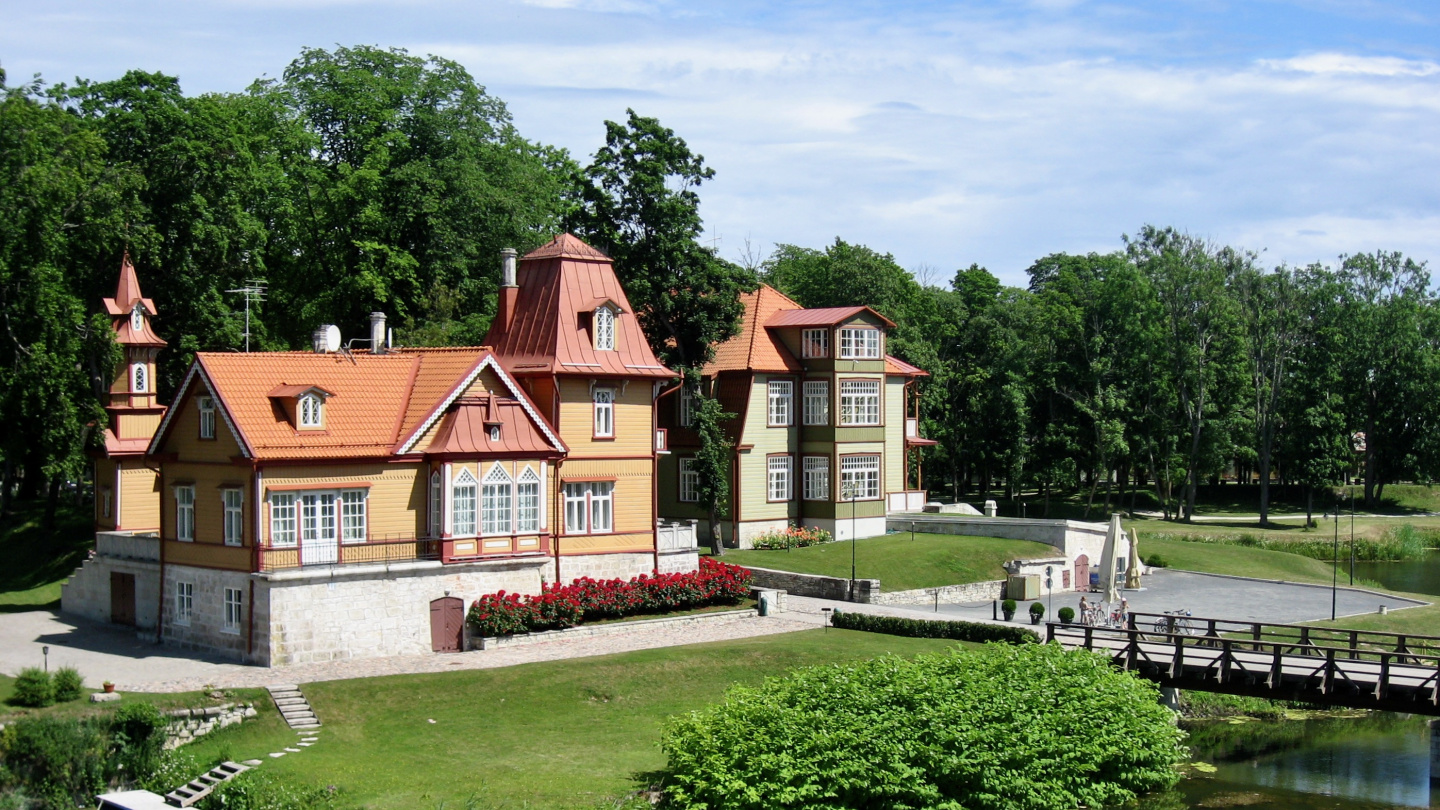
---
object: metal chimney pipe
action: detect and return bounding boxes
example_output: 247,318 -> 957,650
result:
501,248 -> 518,287
369,312 -> 386,355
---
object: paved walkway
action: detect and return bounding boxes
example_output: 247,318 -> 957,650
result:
2,569 -> 1427,694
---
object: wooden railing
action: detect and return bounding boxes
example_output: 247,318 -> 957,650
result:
1048,614 -> 1440,715
258,535 -> 441,572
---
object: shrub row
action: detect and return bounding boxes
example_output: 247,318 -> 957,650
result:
663,643 -> 1186,810
10,667 -> 85,708
830,610 -> 1039,644
749,525 -> 834,550
466,558 -> 752,637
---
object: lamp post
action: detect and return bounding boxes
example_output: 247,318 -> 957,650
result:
42,645 -> 49,673
1332,491 -> 1340,621
844,482 -> 858,600
1349,487 -> 1356,586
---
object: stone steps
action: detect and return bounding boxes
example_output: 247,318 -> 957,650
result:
164,760 -> 249,806
267,684 -> 321,729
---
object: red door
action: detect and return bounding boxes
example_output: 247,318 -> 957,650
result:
430,597 -> 463,653
1073,555 -> 1090,593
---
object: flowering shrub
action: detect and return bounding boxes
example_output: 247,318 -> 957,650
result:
750,525 -> 834,550
467,558 -> 752,637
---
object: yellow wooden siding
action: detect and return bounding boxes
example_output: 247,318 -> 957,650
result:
120,465 -> 161,530
163,386 -> 245,463
555,457 -> 653,534
162,462 -> 250,549
885,378 -> 906,491
262,463 -> 424,542
163,539 -> 251,571
556,378 -> 653,456
557,532 -> 653,554
117,411 -> 163,441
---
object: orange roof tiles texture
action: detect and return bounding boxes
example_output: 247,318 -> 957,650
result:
703,285 -> 804,374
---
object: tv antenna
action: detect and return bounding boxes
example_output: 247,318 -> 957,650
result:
226,280 -> 267,352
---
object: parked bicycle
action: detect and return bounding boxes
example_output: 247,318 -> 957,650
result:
1152,609 -> 1196,636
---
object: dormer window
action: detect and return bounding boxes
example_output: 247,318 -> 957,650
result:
489,425 -> 501,442
594,306 -> 615,351
131,363 -> 147,393
131,306 -> 144,333
299,394 -> 324,428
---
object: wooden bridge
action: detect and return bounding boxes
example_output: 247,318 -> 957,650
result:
1047,611 -> 1440,716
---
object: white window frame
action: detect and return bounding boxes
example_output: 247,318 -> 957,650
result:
593,388 -> 615,438
839,379 -> 881,426
517,467 -> 542,534
803,380 -> 830,426
222,588 -> 243,634
768,380 -> 793,427
767,455 -> 793,502
839,327 -> 881,359
198,396 -> 216,439
563,481 -> 613,534
481,464 -> 514,536
594,306 -> 615,351
341,490 -> 367,543
131,363 -> 147,393
269,492 -> 297,546
222,489 -> 244,546
840,455 -> 882,501
452,469 -> 478,537
679,387 -> 696,427
802,328 -> 829,359
131,306 -> 144,333
175,581 -> 193,627
803,456 -> 830,501
175,485 -> 195,541
428,471 -> 442,538
679,458 -> 699,503
299,394 -> 323,428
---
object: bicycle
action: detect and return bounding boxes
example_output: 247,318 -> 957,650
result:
1152,609 -> 1196,636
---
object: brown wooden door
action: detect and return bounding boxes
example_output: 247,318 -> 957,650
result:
1073,555 -> 1090,593
430,597 -> 463,653
110,572 -> 136,626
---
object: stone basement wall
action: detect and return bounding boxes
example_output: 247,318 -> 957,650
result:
745,566 -> 881,602
556,551 -> 663,582
868,579 -> 1004,606
658,548 -> 700,575
61,533 -> 163,632
163,703 -> 257,750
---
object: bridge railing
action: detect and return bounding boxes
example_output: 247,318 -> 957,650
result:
1126,611 -> 1440,663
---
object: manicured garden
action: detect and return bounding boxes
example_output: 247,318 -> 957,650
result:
722,533 -> 1055,591
181,630 -> 971,809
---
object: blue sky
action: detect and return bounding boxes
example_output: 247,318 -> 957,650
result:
5,0 -> 1438,285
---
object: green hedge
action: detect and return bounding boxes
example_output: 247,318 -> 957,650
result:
831,610 -> 1039,644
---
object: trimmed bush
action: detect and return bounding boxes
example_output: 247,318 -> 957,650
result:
663,643 -> 1187,810
1058,606 -> 1075,623
1001,598 -> 1016,614
1144,553 -> 1167,568
1029,602 -> 1045,618
51,667 -> 84,703
830,611 -> 1038,644
10,668 -> 53,708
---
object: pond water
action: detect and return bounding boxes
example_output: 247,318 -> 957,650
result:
1348,551 -> 1440,597
1135,713 -> 1436,809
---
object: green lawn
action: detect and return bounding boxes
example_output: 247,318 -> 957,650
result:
723,533 -> 1056,591
0,501 -> 93,612
1136,536 -> 1345,586
181,630 -> 966,809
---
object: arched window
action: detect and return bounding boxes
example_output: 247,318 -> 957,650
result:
452,469 -> 478,536
517,467 -> 541,533
594,306 -> 615,351
131,363 -> 147,393
299,394 -> 323,428
481,463 -> 513,535
131,306 -> 144,333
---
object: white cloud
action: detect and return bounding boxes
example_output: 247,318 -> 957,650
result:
1260,52 -> 1440,77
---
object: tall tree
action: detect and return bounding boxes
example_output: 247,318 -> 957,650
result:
1235,264 -> 1304,524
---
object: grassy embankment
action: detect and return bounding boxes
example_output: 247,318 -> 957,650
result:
723,533 -> 1055,591
174,630 -> 965,809
0,501 -> 94,613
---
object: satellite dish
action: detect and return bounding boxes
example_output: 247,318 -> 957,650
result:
324,325 -> 342,353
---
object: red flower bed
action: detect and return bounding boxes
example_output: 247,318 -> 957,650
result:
467,558 -> 752,637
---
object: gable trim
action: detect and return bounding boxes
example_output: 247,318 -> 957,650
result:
395,354 -> 567,456
147,361 -> 254,458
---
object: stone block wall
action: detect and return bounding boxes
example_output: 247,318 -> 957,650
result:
745,565 -> 881,602
163,703 -> 257,750
162,565 -> 254,660
658,548 -> 700,575
60,554 -> 161,631
554,552 -> 657,582
868,579 -> 1004,606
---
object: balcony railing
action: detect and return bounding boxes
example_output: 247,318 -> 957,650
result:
258,535 -> 441,572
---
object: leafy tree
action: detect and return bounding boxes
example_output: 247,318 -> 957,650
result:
1234,264 -> 1305,523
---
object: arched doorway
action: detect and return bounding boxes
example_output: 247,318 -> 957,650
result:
1073,555 -> 1090,593
429,596 -> 464,653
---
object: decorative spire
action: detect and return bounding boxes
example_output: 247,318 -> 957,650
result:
102,252 -> 165,347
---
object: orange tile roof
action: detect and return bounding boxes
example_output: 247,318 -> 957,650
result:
885,355 -> 929,377
483,233 -> 675,379
703,285 -> 804,374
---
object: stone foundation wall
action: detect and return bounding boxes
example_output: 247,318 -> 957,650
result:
657,548 -> 700,575
744,565 -> 881,602
162,565 -> 254,660
553,552 -> 657,582
869,579 -> 1004,605
163,703 -> 256,749
60,554 -> 161,631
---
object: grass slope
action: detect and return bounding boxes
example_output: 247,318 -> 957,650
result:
723,533 -> 1055,591
1137,536 -> 1352,586
0,501 -> 93,612
183,630 -> 965,809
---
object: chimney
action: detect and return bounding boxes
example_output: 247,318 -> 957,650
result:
369,312 -> 387,355
496,248 -> 519,335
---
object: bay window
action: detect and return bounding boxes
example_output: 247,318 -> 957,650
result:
839,328 -> 881,359
452,470 -> 478,536
481,464 -> 513,535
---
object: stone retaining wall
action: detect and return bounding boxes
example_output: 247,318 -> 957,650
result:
163,702 -> 257,750
868,579 -> 1004,606
744,566 -> 881,602
471,606 -> 760,650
